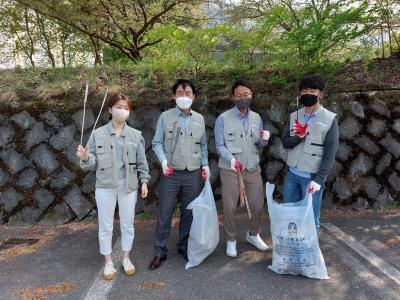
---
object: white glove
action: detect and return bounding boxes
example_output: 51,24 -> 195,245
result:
308,181 -> 321,194
201,166 -> 210,180
260,129 -> 270,141
161,160 -> 174,176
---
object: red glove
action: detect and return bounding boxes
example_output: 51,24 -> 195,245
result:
260,129 -> 270,141
293,118 -> 308,138
231,159 -> 245,172
162,160 -> 174,176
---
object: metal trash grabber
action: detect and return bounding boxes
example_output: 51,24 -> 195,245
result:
237,167 -> 252,219
85,87 -> 109,147
80,81 -> 89,146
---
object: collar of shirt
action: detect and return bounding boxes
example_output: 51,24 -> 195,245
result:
175,106 -> 192,118
304,105 -> 323,119
107,121 -> 126,137
233,106 -> 251,119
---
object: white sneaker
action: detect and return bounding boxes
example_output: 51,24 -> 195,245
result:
103,262 -> 117,280
226,240 -> 237,257
122,258 -> 136,276
245,232 -> 269,251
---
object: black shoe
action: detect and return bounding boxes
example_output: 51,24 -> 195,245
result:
178,249 -> 188,260
148,255 -> 167,270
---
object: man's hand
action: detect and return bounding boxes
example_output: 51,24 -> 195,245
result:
260,129 -> 270,141
307,181 -> 321,194
201,166 -> 210,180
293,118 -> 309,138
141,183 -> 148,198
230,159 -> 245,172
161,160 -> 174,176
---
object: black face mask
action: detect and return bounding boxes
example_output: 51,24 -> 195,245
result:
234,98 -> 252,109
300,94 -> 318,107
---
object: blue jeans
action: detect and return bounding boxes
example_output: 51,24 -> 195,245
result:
283,169 -> 324,229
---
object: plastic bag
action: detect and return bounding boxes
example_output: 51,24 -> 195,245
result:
185,181 -> 219,269
265,182 -> 329,279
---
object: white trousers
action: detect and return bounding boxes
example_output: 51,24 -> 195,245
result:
95,179 -> 137,255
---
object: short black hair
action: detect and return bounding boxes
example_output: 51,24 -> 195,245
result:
172,79 -> 196,95
231,79 -> 253,96
298,74 -> 325,91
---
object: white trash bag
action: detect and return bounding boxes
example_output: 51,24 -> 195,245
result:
185,180 -> 219,269
265,182 -> 329,279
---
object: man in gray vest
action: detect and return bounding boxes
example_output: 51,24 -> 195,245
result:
282,74 -> 339,233
149,79 -> 210,270
215,79 -> 270,258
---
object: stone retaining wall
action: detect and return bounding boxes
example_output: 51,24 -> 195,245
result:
0,89 -> 399,224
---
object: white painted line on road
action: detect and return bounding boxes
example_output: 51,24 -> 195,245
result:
322,222 -> 400,287
82,238 -> 122,300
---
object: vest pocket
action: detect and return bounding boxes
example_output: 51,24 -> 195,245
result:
229,147 -> 242,155
166,125 -> 174,139
96,140 -> 106,154
304,141 -> 324,156
96,158 -> 113,186
98,158 -> 112,171
225,128 -> 236,141
192,141 -> 201,155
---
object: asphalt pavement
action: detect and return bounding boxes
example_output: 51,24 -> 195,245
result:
0,210 -> 399,300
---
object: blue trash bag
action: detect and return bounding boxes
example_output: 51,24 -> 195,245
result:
185,180 -> 219,269
265,182 -> 329,279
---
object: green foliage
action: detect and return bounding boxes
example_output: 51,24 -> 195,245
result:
136,211 -> 153,221
0,0 -> 398,86
270,74 -> 290,89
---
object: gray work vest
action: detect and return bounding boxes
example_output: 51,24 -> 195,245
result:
94,124 -> 143,192
218,108 -> 261,170
162,108 -> 205,171
286,107 -> 337,173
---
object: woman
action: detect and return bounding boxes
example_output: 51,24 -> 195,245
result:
76,93 -> 151,280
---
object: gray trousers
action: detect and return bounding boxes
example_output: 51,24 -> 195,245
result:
154,168 -> 202,257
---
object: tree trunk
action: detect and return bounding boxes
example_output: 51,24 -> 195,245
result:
89,35 -> 102,65
36,14 -> 56,67
24,9 -> 36,67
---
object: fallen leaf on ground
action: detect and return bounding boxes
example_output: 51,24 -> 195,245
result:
140,282 -> 166,289
323,209 -> 400,218
16,282 -> 76,300
385,236 -> 400,246
0,231 -> 55,261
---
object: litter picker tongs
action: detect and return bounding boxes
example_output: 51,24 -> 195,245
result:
80,81 -> 109,147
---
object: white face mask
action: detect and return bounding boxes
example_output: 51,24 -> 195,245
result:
111,107 -> 129,123
176,96 -> 193,110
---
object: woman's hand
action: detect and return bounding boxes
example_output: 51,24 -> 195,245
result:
141,182 -> 148,198
76,144 -> 89,161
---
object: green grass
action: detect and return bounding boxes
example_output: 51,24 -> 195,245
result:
136,211 -> 153,221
